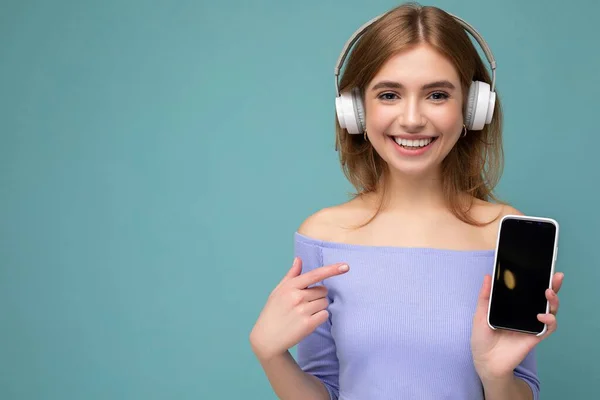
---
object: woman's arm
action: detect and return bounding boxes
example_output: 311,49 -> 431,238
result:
256,350 -> 331,400
481,375 -> 533,400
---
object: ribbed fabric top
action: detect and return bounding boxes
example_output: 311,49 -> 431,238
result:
293,232 -> 539,400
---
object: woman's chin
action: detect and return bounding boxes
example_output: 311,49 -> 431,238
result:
382,154 -> 441,178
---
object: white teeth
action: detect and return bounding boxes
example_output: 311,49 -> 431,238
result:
393,137 -> 434,147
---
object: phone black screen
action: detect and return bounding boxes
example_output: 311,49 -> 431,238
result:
488,218 -> 557,334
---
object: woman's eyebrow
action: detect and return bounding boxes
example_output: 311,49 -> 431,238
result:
370,80 -> 456,91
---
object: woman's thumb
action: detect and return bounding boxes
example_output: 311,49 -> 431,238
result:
284,257 -> 302,280
477,274 -> 492,310
273,257 -> 303,292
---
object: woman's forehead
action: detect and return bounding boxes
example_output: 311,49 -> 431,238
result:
369,44 -> 461,89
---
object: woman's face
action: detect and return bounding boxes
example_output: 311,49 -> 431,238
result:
363,43 -> 465,178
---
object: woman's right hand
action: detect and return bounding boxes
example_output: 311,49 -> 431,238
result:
249,257 -> 350,362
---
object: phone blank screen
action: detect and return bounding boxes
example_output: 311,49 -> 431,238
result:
488,218 -> 557,334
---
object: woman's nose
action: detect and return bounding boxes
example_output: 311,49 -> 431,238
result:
398,98 -> 426,132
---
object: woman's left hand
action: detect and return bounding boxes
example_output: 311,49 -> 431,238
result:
471,272 -> 564,381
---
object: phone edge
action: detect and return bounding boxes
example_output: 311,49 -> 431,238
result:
486,214 -> 560,337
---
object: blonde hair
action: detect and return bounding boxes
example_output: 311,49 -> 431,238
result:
335,2 -> 507,227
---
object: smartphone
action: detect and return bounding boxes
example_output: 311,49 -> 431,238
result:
487,214 -> 559,336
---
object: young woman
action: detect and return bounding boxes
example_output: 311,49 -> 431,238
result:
250,3 -> 563,399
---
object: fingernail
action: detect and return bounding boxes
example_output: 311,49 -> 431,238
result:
339,264 -> 349,272
559,272 -> 565,279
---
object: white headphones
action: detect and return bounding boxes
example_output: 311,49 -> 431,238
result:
334,13 -> 497,135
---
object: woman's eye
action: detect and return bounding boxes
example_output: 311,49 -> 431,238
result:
429,92 -> 449,101
378,92 -> 399,101
378,92 -> 449,102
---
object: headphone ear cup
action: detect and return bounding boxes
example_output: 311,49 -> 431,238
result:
351,87 -> 366,134
465,81 -> 478,130
465,81 -> 494,130
336,89 -> 362,134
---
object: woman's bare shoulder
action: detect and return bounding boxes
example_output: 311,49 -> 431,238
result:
470,198 -> 524,219
297,195 -> 373,241
468,198 -> 525,233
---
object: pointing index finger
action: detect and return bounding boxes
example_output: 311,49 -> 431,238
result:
293,263 -> 349,289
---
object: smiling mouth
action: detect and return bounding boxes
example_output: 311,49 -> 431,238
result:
391,136 -> 439,149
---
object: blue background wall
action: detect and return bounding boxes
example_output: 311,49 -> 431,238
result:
1,0 -> 597,398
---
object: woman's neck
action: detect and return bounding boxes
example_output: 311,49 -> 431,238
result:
368,168 -> 450,215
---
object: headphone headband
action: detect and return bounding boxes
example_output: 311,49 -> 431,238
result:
334,12 -> 497,97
